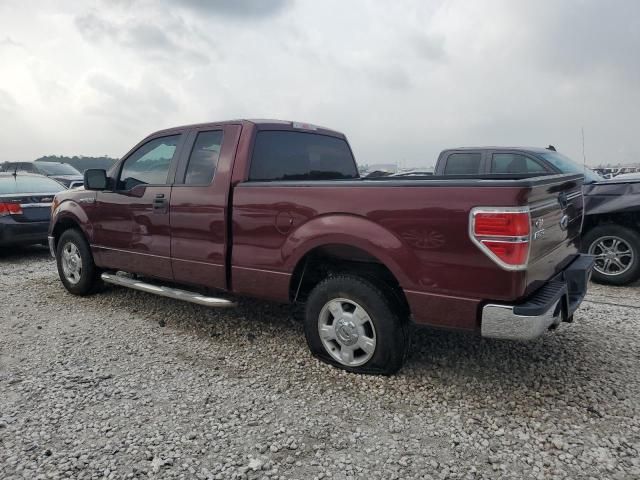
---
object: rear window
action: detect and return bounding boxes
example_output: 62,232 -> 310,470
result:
35,162 -> 80,175
1,162 -> 33,173
0,175 -> 65,194
443,153 -> 482,175
540,151 -> 604,184
249,131 -> 358,181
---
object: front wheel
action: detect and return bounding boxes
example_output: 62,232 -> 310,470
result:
56,229 -> 102,295
582,225 -> 640,286
304,275 -> 408,375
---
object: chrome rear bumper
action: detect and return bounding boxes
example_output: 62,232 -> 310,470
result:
482,300 -> 561,340
481,254 -> 594,341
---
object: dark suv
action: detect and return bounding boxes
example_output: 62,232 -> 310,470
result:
0,161 -> 83,188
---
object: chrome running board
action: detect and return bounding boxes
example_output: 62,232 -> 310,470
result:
101,273 -> 236,308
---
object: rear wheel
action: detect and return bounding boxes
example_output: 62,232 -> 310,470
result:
304,275 -> 408,375
56,229 -> 102,295
582,225 -> 640,285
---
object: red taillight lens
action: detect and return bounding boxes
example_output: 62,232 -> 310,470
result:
471,208 -> 531,269
0,202 -> 23,216
481,240 -> 529,266
474,212 -> 530,237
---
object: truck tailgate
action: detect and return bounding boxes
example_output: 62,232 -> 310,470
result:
524,174 -> 584,296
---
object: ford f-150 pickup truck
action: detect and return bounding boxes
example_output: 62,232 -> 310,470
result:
49,120 -> 594,374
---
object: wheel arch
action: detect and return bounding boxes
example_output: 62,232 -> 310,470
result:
290,243 -> 410,312
51,207 -> 92,250
583,211 -> 640,234
282,215 -> 419,309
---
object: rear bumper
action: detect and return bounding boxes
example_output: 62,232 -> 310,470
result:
0,220 -> 50,247
481,254 -> 595,340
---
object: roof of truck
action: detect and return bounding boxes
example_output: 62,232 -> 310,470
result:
442,147 -> 554,154
150,119 -> 344,138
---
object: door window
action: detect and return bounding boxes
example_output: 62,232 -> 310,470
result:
491,153 -> 547,174
443,153 -> 482,175
184,131 -> 224,185
118,135 -> 180,190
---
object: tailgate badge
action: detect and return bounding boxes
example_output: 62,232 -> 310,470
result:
533,218 -> 545,240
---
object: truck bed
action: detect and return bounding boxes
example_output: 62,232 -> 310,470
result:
231,173 -> 584,330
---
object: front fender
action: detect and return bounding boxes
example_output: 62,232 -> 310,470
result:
50,196 -> 94,242
281,214 -> 419,287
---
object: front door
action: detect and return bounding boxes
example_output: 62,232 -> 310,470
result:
91,133 -> 184,280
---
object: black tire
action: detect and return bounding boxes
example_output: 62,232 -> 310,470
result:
582,224 -> 640,286
56,229 -> 102,295
304,274 -> 408,375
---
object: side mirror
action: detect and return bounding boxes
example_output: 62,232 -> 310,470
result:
84,169 -> 108,190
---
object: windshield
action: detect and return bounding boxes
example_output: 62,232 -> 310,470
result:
539,152 -> 604,184
0,175 -> 66,194
35,162 -> 80,175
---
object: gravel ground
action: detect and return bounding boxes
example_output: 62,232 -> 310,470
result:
1,246 -> 639,480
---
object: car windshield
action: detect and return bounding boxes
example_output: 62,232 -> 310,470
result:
35,162 -> 80,175
0,175 -> 66,194
539,152 -> 604,184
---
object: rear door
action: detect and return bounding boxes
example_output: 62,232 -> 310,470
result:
169,124 -> 242,290
91,133 -> 186,280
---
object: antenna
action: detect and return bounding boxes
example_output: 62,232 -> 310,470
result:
581,127 -> 587,175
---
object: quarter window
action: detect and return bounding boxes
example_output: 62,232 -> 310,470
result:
118,135 -> 180,190
184,131 -> 223,185
443,153 -> 482,175
491,154 -> 546,174
249,131 -> 358,181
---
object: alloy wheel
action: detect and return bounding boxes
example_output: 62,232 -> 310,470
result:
318,298 -> 377,367
61,242 -> 83,285
588,235 -> 634,276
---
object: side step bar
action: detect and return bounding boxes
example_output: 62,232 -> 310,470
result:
101,273 -> 236,308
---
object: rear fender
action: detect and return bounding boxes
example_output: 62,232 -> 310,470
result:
281,214 -> 417,287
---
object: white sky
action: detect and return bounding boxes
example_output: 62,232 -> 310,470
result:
1,0 -> 639,167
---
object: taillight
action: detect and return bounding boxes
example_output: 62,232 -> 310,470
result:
470,208 -> 531,270
0,202 -> 23,217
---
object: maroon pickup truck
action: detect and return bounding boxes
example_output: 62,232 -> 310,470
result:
48,120 -> 594,374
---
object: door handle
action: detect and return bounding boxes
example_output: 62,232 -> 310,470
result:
152,195 -> 168,212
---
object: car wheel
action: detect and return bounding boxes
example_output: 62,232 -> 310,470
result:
56,229 -> 102,295
304,275 -> 408,375
582,225 -> 640,286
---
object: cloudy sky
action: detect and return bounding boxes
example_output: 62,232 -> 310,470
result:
1,0 -> 639,167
